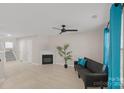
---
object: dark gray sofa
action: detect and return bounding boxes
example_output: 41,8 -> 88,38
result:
74,57 -> 108,89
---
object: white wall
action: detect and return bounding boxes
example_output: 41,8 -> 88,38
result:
0,60 -> 4,81
0,40 -> 4,51
0,41 -> 4,80
16,35 -> 50,64
47,26 -> 104,66
16,25 -> 104,66
16,26 -> 104,66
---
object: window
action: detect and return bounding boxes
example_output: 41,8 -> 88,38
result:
5,42 -> 14,49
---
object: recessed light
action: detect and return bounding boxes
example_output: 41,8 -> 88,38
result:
7,34 -> 12,37
92,15 -> 97,19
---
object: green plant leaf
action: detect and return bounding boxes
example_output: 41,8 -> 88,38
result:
58,52 -> 63,57
66,51 -> 72,55
56,46 -> 62,51
65,57 -> 70,60
57,46 -> 65,55
66,55 -> 72,58
61,50 -> 66,55
67,57 -> 72,60
65,55 -> 72,61
64,44 -> 69,50
56,44 -> 72,65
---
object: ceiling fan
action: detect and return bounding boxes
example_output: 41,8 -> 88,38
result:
52,25 -> 78,34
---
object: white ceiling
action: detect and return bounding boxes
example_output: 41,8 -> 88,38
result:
0,3 -> 111,37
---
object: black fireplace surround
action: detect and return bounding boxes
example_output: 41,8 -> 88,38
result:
42,55 -> 53,64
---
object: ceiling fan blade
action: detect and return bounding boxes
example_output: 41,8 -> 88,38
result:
52,27 -> 61,30
65,29 -> 78,31
59,31 -> 63,34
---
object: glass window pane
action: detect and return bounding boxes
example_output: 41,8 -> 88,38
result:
5,42 -> 13,49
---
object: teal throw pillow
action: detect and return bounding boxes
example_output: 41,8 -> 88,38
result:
78,57 -> 86,67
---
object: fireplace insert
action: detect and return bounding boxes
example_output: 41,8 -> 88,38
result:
42,55 -> 53,64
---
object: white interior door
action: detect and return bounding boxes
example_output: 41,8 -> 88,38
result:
27,40 -> 32,63
19,39 -> 32,63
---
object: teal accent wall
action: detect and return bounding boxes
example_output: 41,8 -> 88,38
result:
108,4 -> 122,89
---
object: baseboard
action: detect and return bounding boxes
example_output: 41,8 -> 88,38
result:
17,61 -> 74,67
54,62 -> 74,67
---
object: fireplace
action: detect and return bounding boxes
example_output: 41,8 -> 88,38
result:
42,55 -> 53,64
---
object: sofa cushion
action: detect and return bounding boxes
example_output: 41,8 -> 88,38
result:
78,69 -> 91,80
85,58 -> 103,73
76,64 -> 85,72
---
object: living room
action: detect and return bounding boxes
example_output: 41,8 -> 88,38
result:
0,3 -> 123,89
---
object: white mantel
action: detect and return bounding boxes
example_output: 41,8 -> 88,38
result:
41,50 -> 54,55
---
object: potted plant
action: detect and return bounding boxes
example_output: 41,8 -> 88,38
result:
56,44 -> 72,68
